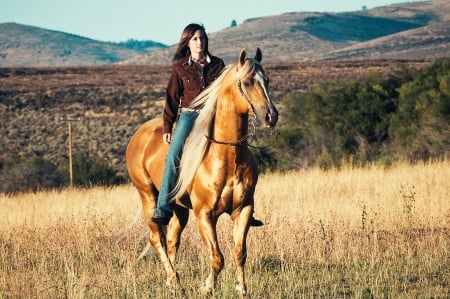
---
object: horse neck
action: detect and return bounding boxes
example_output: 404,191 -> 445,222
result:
213,96 -> 249,145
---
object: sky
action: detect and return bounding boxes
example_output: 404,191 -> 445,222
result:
1,0 -> 424,45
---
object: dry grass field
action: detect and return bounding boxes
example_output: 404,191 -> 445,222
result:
1,160 -> 449,298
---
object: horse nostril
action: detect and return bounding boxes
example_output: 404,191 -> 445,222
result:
267,109 -> 278,127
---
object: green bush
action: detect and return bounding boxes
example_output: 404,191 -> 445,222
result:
0,157 -> 65,194
388,59 -> 450,161
250,145 -> 278,173
0,153 -> 125,193
60,152 -> 125,188
274,59 -> 450,170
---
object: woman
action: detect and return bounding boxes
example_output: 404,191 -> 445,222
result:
152,23 -> 263,227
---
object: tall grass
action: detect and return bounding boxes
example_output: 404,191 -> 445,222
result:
0,160 -> 448,298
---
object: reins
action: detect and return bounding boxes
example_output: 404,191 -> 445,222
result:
205,119 -> 256,147
205,135 -> 245,147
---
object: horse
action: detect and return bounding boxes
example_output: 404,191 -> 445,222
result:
125,48 -> 278,297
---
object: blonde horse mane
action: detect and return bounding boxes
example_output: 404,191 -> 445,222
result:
171,57 -> 260,200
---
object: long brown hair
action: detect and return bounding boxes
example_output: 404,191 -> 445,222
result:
172,23 -> 210,63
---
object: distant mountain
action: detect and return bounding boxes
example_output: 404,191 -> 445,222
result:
122,0 -> 450,65
1,0 -> 449,67
0,23 -> 167,67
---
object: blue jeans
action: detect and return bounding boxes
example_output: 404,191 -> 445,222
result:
155,111 -> 199,218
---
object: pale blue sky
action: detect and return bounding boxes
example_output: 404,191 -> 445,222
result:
1,0 -> 423,45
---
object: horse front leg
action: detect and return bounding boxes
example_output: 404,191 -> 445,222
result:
232,204 -> 253,298
196,211 -> 224,296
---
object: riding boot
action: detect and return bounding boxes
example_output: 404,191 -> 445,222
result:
250,217 -> 264,227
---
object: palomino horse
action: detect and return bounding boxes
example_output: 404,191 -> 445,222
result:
126,48 -> 278,297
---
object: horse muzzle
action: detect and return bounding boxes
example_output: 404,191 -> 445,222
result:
256,104 -> 278,128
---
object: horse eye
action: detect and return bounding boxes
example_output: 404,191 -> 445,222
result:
243,81 -> 251,88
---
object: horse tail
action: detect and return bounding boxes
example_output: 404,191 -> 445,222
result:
114,204 -> 151,260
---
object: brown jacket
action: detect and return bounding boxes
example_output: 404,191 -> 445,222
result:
163,55 -> 225,134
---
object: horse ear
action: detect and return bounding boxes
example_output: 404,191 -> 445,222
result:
239,48 -> 247,66
254,47 -> 262,62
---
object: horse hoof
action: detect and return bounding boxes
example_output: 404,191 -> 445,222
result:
199,286 -> 212,297
235,284 -> 250,298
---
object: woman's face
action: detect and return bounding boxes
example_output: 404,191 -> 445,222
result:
188,29 -> 206,56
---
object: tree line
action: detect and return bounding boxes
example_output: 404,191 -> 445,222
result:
0,153 -> 124,194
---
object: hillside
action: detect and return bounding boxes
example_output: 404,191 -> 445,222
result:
1,1 -> 449,67
320,20 -> 450,60
0,23 -> 166,67
122,0 -> 450,65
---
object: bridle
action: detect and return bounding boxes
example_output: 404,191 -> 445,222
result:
205,76 -> 262,147
237,79 -> 259,123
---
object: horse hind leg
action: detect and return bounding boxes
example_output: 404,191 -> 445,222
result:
166,204 -> 189,265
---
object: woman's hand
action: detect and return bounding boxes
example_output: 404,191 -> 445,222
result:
163,133 -> 172,144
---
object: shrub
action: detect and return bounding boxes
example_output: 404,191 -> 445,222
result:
62,152 -> 125,188
0,157 -> 65,194
0,153 -> 125,193
275,59 -> 450,169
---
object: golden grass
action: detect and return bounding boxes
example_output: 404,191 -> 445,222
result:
1,160 -> 449,298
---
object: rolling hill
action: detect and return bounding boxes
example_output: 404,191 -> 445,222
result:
0,23 -> 166,67
122,0 -> 450,65
1,1 -> 449,67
